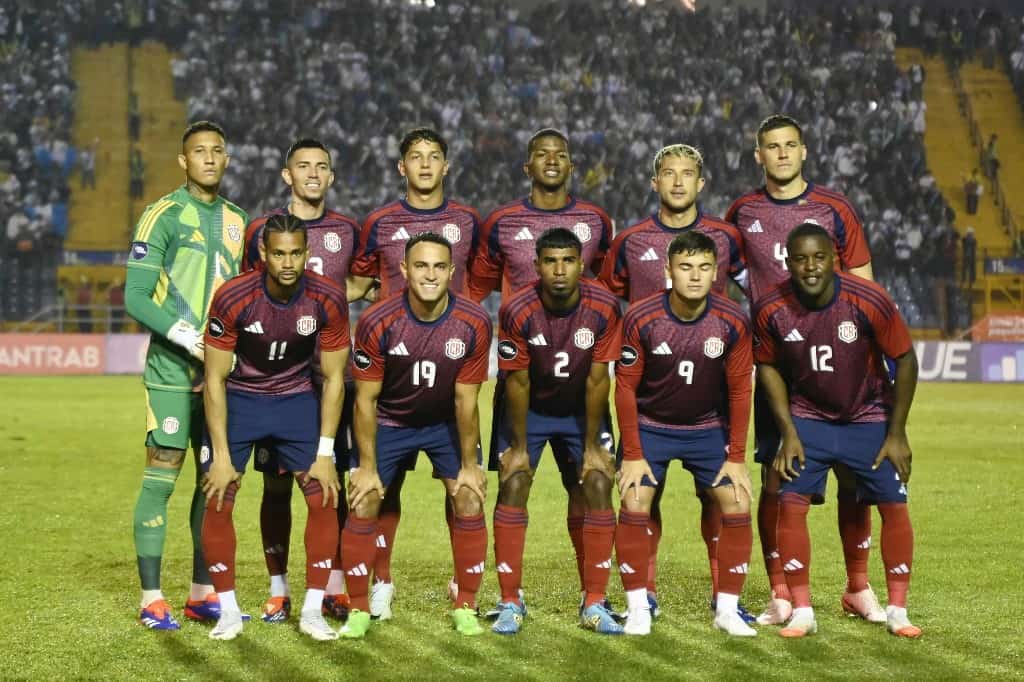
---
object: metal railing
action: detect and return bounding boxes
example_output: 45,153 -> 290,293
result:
9,303 -> 132,333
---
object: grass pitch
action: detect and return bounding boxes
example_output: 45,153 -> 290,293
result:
0,377 -> 1021,680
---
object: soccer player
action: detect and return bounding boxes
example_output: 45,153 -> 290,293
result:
201,214 -> 351,641
340,233 -> 492,639
491,228 -> 621,635
468,127 -> 612,598
125,120 -> 247,630
240,138 -> 361,624
614,230 -> 756,637
599,144 -> 748,620
347,128 -> 482,618
753,223 -> 920,638
725,114 -> 881,626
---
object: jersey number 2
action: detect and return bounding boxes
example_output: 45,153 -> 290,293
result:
554,351 -> 570,378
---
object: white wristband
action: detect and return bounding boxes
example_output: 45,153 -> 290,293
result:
317,436 -> 335,457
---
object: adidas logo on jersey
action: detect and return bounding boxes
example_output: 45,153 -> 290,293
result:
311,559 -> 332,569
889,563 -> 910,575
244,321 -> 264,334
465,562 -> 485,575
639,247 -> 658,262
391,227 -> 411,241
347,563 -> 369,577
783,558 -> 804,572
376,535 -> 388,549
208,562 -> 229,574
528,334 -> 548,346
784,329 -> 804,342
514,228 -> 534,241
652,341 -> 672,355
728,563 -> 749,574
388,342 -> 409,356
496,562 -> 513,574
747,220 -> 764,233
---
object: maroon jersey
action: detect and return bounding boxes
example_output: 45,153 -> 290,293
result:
350,199 -> 480,298
599,211 -> 746,302
753,273 -> 912,423
469,197 -> 611,301
352,292 -> 491,428
205,270 -> 350,395
725,184 -> 871,303
242,207 -> 361,293
497,280 -> 621,417
616,292 -> 752,462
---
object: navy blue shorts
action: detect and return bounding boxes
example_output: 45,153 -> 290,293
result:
753,379 -> 780,465
202,390 -> 319,474
630,424 -> 731,490
374,422 -> 478,489
253,381 -> 356,474
487,389 -> 614,475
780,417 -> 907,504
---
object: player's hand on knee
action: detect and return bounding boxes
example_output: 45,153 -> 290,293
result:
714,460 -> 753,505
775,433 -> 805,482
498,447 -> 530,483
455,463 -> 487,504
307,457 -> 341,508
579,444 -> 614,485
203,456 -> 239,512
348,467 -> 384,510
617,459 -> 655,503
873,433 -> 912,483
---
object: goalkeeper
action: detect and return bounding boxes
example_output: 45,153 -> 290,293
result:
125,121 -> 248,631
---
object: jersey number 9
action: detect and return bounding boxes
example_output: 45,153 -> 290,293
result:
678,360 -> 694,384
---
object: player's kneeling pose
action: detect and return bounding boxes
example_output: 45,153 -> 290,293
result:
201,215 -> 350,642
614,231 -> 756,637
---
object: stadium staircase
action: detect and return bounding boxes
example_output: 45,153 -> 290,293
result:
894,49 -> 1021,320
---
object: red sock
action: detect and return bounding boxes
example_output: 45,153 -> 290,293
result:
340,515 -> 377,611
838,489 -> 871,593
567,513 -> 585,590
700,497 -> 721,598
582,510 -> 616,607
647,514 -> 661,593
452,513 -> 487,608
201,482 -> 239,593
332,502 -> 348,579
758,490 -> 791,600
493,504 -> 528,604
717,513 -> 753,597
777,493 -> 812,608
299,477 -> 338,590
878,502 -> 914,608
260,485 -> 292,578
615,510 -> 649,593
373,509 -> 400,584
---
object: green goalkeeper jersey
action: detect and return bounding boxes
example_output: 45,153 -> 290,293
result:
125,186 -> 248,392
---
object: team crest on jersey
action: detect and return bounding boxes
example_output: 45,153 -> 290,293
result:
130,241 -> 149,259
572,222 -> 592,243
200,445 -> 210,464
323,231 -> 342,253
442,223 -> 461,244
297,315 -> 317,336
227,225 -> 241,242
838,321 -> 858,343
704,336 -> 725,359
574,328 -> 595,350
620,345 -> 638,366
162,417 -> 180,435
353,349 -> 372,370
445,338 -> 466,360
497,340 -> 518,360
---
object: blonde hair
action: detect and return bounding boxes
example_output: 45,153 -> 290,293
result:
652,144 -> 704,177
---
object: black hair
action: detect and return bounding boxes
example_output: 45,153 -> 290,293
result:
785,222 -> 831,251
399,127 -> 448,158
182,120 -> 226,147
527,127 -> 570,156
285,137 -> 331,166
404,231 -> 452,260
535,227 -> 582,258
262,213 -> 308,247
756,114 -> 803,146
667,230 -> 717,261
